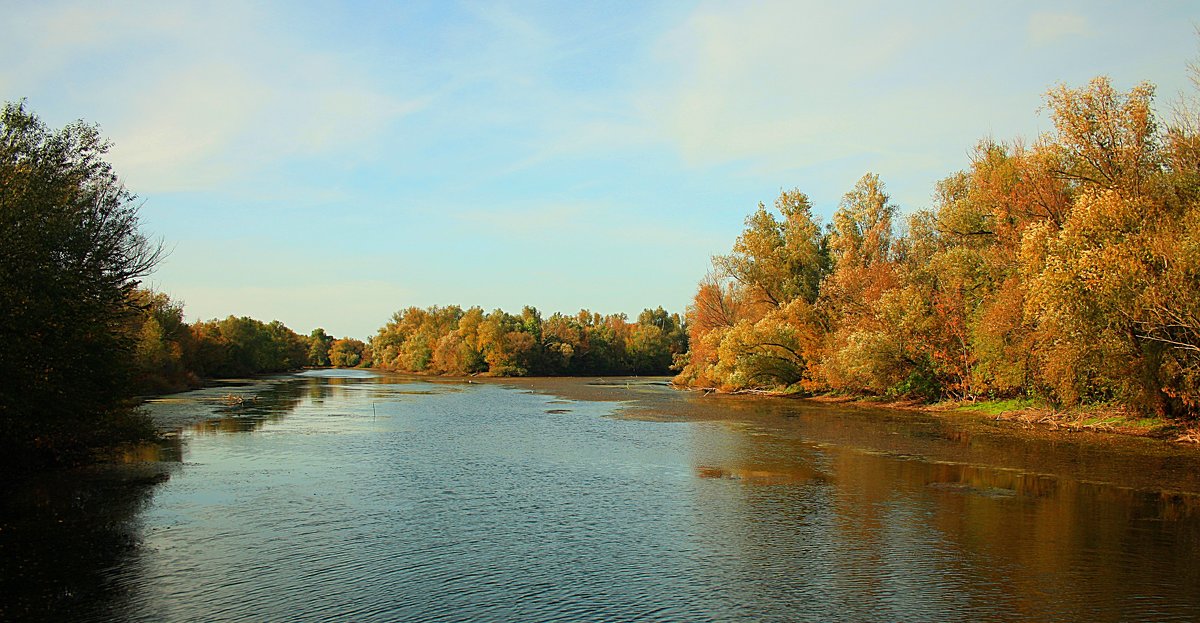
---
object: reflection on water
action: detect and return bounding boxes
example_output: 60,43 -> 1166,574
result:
0,465 -> 169,621
683,417 -> 1200,621
190,377 -> 308,434
1,374 -> 1199,622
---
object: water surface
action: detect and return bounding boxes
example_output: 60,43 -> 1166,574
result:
3,373 -> 1199,622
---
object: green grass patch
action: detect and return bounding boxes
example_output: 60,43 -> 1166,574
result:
1072,413 -> 1169,430
775,383 -> 808,396
954,398 -> 1041,416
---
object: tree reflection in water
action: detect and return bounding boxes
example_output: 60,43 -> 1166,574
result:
0,440 -> 180,621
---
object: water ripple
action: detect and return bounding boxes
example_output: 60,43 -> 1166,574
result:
5,380 -> 1194,622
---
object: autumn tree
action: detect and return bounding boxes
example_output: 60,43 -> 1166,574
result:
369,303 -> 683,377
329,338 -> 367,367
541,312 -> 584,373
186,316 -> 309,377
431,306 -> 487,374
129,289 -> 197,394
309,328 -> 334,366
627,307 -> 688,375
815,173 -> 905,394
1045,77 -> 1160,195
677,189 -> 828,391
930,141 -> 1069,398
1021,77 -> 1182,412
673,54 -> 1200,419
714,189 -> 828,310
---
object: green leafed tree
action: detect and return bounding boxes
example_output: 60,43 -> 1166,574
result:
309,328 -> 334,366
0,101 -> 163,467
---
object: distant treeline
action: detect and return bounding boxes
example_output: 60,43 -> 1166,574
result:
677,75 -> 1200,418
130,290 -> 365,394
130,294 -> 688,391
369,306 -> 688,376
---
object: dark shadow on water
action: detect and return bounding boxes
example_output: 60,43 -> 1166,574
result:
0,434 -> 181,622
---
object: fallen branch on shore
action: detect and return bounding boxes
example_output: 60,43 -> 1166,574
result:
694,387 -> 784,397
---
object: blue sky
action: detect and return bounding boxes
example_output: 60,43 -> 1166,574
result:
2,1 -> 1197,339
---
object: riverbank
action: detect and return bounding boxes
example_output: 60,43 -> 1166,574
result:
765,391 -> 1198,444
938,400 -> 1197,441
484,375 -> 1200,446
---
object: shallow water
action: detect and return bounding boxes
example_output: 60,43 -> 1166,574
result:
3,374 -> 1200,622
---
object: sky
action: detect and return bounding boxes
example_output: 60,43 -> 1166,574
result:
2,1 -> 1198,339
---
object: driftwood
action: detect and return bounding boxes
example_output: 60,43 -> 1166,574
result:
694,387 -> 780,397
1176,428 -> 1200,444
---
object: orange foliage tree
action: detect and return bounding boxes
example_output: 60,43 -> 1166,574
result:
674,68 -> 1200,419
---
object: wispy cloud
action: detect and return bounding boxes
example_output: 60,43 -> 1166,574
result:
5,1 -> 432,193
640,1 -> 921,168
630,1 -> 1072,210
1028,11 -> 1092,46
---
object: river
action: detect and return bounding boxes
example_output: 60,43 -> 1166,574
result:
3,370 -> 1200,622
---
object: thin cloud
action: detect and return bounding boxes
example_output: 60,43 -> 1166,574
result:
1028,11 -> 1092,46
640,1 -> 925,168
8,2 -> 432,194
633,2 -> 1075,210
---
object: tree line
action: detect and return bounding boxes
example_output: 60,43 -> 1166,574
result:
369,305 -> 688,376
129,295 -> 689,388
128,289 -> 363,393
675,74 -> 1200,418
